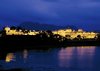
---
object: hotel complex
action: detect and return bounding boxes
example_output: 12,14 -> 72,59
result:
4,27 -> 98,39
52,29 -> 97,39
4,27 -> 39,35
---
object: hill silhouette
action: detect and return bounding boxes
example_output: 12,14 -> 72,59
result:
19,22 -> 77,30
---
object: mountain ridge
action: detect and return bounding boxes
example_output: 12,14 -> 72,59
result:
19,22 -> 77,31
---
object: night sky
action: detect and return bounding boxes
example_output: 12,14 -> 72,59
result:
0,0 -> 100,31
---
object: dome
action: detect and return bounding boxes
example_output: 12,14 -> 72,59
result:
4,27 -> 10,31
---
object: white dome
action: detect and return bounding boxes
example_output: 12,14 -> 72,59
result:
5,27 -> 10,31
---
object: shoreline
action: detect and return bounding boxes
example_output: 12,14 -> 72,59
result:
0,35 -> 100,48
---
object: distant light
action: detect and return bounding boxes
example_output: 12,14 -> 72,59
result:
5,53 -> 15,62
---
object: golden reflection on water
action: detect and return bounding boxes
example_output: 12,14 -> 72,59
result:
23,49 -> 28,62
5,53 -> 15,62
58,46 -> 96,67
5,49 -> 28,63
58,47 -> 75,67
77,46 -> 95,58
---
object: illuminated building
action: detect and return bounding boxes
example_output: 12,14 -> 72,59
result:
4,27 -> 39,36
52,28 -> 97,39
4,27 -> 98,39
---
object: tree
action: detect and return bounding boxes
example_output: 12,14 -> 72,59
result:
77,35 -> 81,40
16,26 -> 23,31
46,30 -> 52,34
65,35 -> 71,39
0,30 -> 2,34
46,30 -> 53,38
1,30 -> 6,36
10,26 -> 16,30
97,33 -> 100,40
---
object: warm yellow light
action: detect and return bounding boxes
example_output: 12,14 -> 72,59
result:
4,27 -> 10,31
4,27 -> 97,39
5,53 -> 15,62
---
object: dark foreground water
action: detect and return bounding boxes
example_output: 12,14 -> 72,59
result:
0,46 -> 100,71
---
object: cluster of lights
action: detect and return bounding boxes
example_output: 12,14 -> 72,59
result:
4,27 -> 39,35
4,27 -> 98,39
52,29 -> 98,39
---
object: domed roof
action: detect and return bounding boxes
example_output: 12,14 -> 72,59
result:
4,27 -> 10,30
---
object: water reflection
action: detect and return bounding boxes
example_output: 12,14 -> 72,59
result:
58,47 -> 75,67
77,46 -> 95,57
2,46 -> 99,71
58,46 -> 96,68
5,53 -> 15,62
23,49 -> 28,62
77,46 -> 96,68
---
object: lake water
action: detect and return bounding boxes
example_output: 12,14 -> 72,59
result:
0,46 -> 100,71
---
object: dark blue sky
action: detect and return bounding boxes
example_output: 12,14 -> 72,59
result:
0,0 -> 100,31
